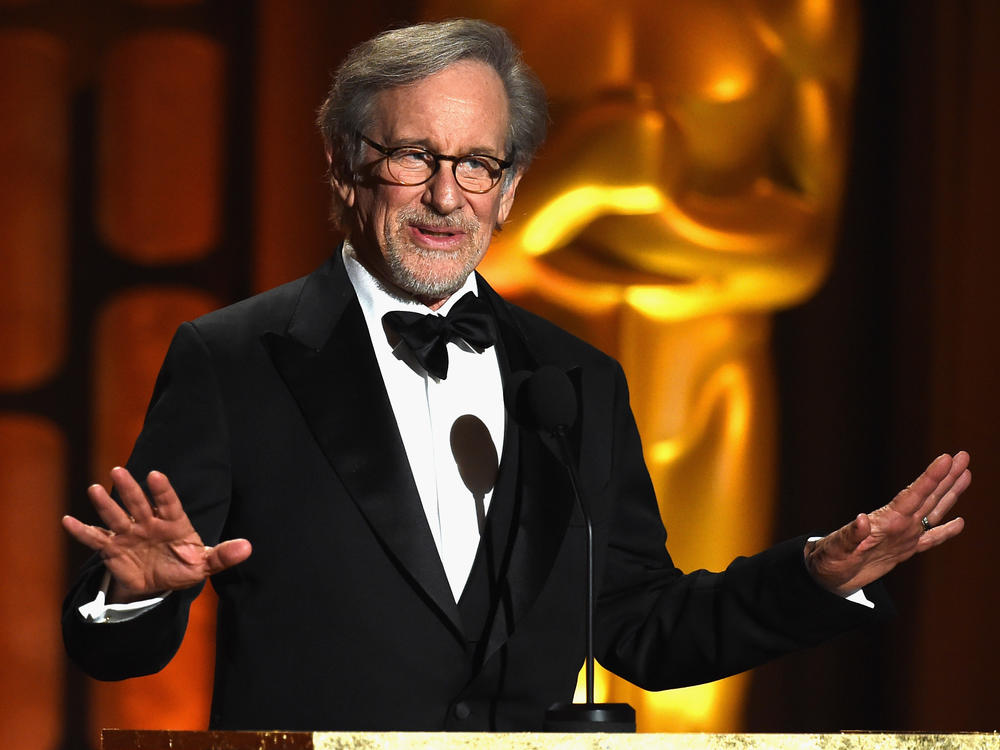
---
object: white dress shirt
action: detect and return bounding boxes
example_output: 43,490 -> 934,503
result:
343,244 -> 505,600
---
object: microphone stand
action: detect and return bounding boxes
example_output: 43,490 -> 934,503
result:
543,427 -> 635,733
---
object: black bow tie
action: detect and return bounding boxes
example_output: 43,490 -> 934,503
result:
382,291 -> 497,380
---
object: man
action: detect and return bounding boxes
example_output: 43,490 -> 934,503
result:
62,19 -> 969,731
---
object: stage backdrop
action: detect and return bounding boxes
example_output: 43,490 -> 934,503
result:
0,1 -> 995,748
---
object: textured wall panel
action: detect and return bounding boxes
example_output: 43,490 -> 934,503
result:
98,33 -> 224,264
0,415 -> 65,750
254,1 -> 365,291
92,287 -> 219,479
0,31 -> 68,389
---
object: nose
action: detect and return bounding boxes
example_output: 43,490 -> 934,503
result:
422,164 -> 467,215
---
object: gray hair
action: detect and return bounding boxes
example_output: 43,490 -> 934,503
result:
317,18 -> 547,202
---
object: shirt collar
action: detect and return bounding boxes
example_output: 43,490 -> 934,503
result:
343,240 -> 479,364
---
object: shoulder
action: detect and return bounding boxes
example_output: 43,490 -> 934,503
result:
482,281 -> 622,377
184,254 -> 347,347
511,302 -> 611,361
190,275 -> 310,342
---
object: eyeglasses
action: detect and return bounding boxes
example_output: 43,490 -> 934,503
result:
359,134 -> 512,194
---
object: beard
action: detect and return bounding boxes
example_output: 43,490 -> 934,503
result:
381,206 -> 485,301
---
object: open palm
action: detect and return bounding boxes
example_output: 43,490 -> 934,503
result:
62,467 -> 251,603
805,451 -> 970,596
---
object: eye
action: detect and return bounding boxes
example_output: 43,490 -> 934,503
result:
390,148 -> 435,171
457,155 -> 501,178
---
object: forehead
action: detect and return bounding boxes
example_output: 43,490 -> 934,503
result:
372,60 -> 509,154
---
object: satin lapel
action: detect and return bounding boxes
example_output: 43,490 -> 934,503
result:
262,255 -> 461,636
478,278 -> 577,662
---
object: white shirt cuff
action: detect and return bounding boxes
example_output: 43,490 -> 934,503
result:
807,536 -> 874,609
78,569 -> 169,623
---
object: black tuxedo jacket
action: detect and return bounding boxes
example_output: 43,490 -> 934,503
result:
63,251 -> 887,731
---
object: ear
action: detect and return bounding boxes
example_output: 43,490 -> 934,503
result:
496,170 -> 523,225
327,146 -> 356,208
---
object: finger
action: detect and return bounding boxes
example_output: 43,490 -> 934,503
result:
144,470 -> 187,522
925,468 -> 971,526
916,451 -> 971,518
924,451 -> 970,502
87,481 -> 135,535
204,538 -> 253,575
916,516 -> 965,552
909,453 -> 954,498
61,514 -> 114,551
110,466 -> 156,523
891,454 -> 954,516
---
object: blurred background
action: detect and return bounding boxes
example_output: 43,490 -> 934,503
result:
0,1 -> 996,748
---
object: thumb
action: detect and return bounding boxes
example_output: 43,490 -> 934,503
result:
842,513 -> 870,550
205,538 -> 253,574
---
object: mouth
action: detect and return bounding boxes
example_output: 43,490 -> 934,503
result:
408,223 -> 468,248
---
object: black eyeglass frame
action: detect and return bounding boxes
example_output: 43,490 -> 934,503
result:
358,133 -> 513,194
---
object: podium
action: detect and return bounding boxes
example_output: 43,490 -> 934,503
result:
101,730 -> 1000,750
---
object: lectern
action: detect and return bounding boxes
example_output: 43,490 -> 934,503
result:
101,730 -> 1000,750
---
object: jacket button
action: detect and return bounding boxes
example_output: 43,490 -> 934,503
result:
453,702 -> 471,720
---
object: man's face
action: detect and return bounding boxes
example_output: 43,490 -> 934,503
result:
334,60 -> 521,307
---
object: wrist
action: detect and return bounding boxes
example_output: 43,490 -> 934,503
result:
107,578 -> 163,605
802,535 -> 848,596
802,537 -> 819,577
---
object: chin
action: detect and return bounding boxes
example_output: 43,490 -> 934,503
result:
392,260 -> 471,300
387,243 -> 484,301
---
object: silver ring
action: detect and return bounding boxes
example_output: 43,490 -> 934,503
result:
921,516 -> 932,533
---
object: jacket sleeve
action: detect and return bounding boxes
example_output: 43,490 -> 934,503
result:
593,362 -> 892,691
62,321 -> 233,680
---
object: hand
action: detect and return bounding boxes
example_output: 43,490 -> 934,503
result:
62,467 -> 252,603
804,451 -> 970,596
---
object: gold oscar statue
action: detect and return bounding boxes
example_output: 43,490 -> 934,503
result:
422,0 -> 860,731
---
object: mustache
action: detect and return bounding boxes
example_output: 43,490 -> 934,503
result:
396,207 -> 480,234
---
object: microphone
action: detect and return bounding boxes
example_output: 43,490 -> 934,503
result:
508,366 -> 636,733
509,365 -> 577,433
